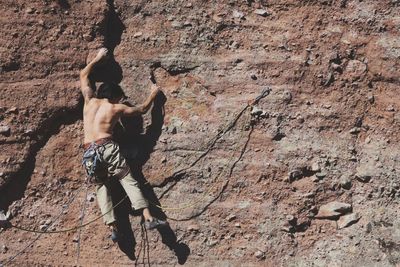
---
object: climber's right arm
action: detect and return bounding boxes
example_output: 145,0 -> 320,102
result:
80,48 -> 108,104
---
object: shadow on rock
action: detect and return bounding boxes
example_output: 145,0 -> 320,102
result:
114,92 -> 190,264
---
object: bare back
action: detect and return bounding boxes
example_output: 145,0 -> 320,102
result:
83,98 -> 121,143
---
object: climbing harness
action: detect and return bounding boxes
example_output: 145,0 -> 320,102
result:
82,138 -> 111,182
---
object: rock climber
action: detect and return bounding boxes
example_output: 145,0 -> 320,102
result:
80,48 -> 167,242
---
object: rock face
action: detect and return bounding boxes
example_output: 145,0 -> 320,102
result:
0,0 -> 400,266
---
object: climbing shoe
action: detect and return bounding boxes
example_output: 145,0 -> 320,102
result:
111,229 -> 119,242
145,218 -> 169,230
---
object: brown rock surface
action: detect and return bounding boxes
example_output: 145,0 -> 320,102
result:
1,0 -> 400,266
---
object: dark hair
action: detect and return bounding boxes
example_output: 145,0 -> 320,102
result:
97,82 -> 126,100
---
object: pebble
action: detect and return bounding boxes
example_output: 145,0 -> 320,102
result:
346,60 -> 367,79
226,214 -> 237,222
315,201 -> 352,219
133,32 -> 143,38
171,21 -> 183,29
187,224 -> 200,231
286,215 -> 297,225
0,125 -> 11,136
311,162 -> 321,172
314,172 -> 326,181
1,245 -> 8,254
337,213 -> 361,229
356,168 -> 372,183
386,105 -> 395,112
254,9 -> 269,17
288,169 -> 303,182
283,91 -> 292,103
254,250 -> 265,259
367,95 -> 375,104
26,7 -> 35,14
349,127 -> 361,134
7,107 -> 18,114
251,106 -> 263,116
39,224 -> 47,231
232,10 -> 245,19
340,176 -> 352,189
86,193 -> 96,202
208,240 -> 219,247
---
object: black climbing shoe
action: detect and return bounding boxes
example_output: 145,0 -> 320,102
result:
145,218 -> 169,230
111,229 -> 119,242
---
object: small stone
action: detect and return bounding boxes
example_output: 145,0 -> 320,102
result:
254,9 -> 269,17
39,225 -> 48,231
288,169 -> 302,182
349,127 -> 361,134
283,91 -> 292,103
26,7 -> 35,14
7,107 -> 18,114
386,105 -> 395,112
1,245 -> 8,253
340,176 -> 352,189
367,95 -> 375,104
187,224 -> 200,232
311,162 -> 321,172
331,63 -> 342,72
337,213 -> 361,229
254,250 -> 265,259
0,125 -> 11,136
133,32 -> 143,38
315,201 -> 352,219
83,34 -> 93,42
286,215 -> 297,225
251,106 -> 263,116
226,214 -> 236,222
0,211 -> 9,228
234,223 -> 241,228
87,193 -> 96,202
346,60 -> 367,79
315,172 -> 327,179
232,10 -> 245,19
171,21 -> 183,28
356,167 -> 372,183
250,74 -> 257,80
324,72 -> 334,86
208,240 -> 219,247
72,236 -> 79,243
170,127 -> 177,134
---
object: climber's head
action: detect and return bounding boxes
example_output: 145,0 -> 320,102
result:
97,82 -> 127,103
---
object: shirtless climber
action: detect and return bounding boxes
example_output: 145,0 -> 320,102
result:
80,48 -> 167,242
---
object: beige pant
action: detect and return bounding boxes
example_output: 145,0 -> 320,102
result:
92,142 -> 148,225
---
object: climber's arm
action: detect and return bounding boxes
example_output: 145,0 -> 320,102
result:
79,48 -> 108,104
115,85 -> 161,116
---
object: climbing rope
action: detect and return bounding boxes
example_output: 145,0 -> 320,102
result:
144,87 -> 271,212
1,87 -> 271,265
1,184 -> 85,265
75,186 -> 89,266
9,194 -> 128,234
